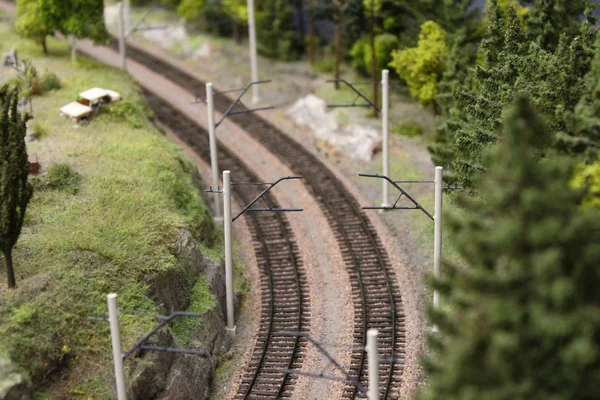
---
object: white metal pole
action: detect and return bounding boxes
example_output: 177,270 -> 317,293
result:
223,170 -> 236,334
107,294 -> 127,400
433,166 -> 443,333
246,0 -> 260,103
381,69 -> 390,207
124,0 -> 131,34
366,329 -> 379,400
118,1 -> 127,71
207,83 -> 222,221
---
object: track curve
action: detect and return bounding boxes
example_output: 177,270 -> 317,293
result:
142,89 -> 310,399
114,41 -> 405,399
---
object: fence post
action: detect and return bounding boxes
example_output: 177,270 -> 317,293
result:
118,1 -> 127,71
223,170 -> 236,334
381,69 -> 390,207
432,166 -> 443,332
246,0 -> 260,103
367,329 -> 379,400
107,294 -> 127,400
206,83 -> 222,221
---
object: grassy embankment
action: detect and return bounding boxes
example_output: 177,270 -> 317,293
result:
0,19 -> 223,398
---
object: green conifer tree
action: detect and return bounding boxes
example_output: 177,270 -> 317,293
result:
0,86 -> 33,289
526,0 -> 592,52
430,0 -> 598,188
422,95 -> 600,400
256,0 -> 301,60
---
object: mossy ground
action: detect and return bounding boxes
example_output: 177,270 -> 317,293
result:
0,22 -> 222,398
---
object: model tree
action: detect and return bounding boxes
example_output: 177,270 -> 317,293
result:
0,86 -> 33,289
422,95 -> 600,400
15,0 -> 53,53
429,0 -> 598,188
16,0 -> 108,54
363,0 -> 381,116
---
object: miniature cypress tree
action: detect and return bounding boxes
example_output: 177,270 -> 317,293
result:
422,95 -> 600,400
0,85 -> 33,289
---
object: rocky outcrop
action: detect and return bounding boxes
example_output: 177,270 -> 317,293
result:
0,357 -> 31,400
127,229 -> 233,400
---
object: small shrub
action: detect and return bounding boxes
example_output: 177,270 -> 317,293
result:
39,72 -> 61,93
33,163 -> 80,193
107,100 -> 146,129
31,122 -> 48,140
350,33 -> 399,75
314,58 -> 335,73
393,120 -> 423,137
389,21 -> 448,106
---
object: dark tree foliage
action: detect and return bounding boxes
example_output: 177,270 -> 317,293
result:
566,38 -> 600,158
256,0 -> 303,60
342,0 -> 367,49
0,85 -> 33,289
526,0 -> 592,52
430,0 -> 598,188
422,96 -> 600,400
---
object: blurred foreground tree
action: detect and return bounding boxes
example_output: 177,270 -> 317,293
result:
0,86 -> 33,289
422,95 -> 600,400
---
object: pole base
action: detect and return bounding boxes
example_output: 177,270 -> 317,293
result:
378,204 -> 390,214
226,325 -> 237,335
432,325 -> 439,334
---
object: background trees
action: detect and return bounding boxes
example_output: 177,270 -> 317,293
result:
15,0 -> 108,54
0,85 -> 33,289
423,95 -> 600,400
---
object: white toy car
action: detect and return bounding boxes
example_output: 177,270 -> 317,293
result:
60,88 -> 121,122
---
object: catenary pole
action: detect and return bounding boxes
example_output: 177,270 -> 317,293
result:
246,0 -> 260,103
206,83 -> 222,220
367,329 -> 379,400
107,294 -> 127,400
381,69 -> 390,207
124,0 -> 131,33
432,166 -> 443,332
118,1 -> 127,71
223,170 -> 236,333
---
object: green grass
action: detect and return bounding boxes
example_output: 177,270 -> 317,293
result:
0,23 -> 222,397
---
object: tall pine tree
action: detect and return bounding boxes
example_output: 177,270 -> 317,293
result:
0,85 -> 33,289
422,95 -> 600,400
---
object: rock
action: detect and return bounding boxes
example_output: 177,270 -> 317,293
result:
0,356 -> 31,400
3,49 -> 18,68
287,94 -> 380,162
130,228 -> 232,400
193,43 -> 212,60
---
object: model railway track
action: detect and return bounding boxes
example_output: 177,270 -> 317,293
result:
141,88 -> 310,399
112,42 -> 405,399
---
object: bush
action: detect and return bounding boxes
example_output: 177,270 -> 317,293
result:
39,72 -> 61,93
31,122 -> 48,140
32,163 -> 80,194
393,120 -> 423,137
389,21 -> 448,107
350,33 -> 399,75
107,100 -> 146,129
